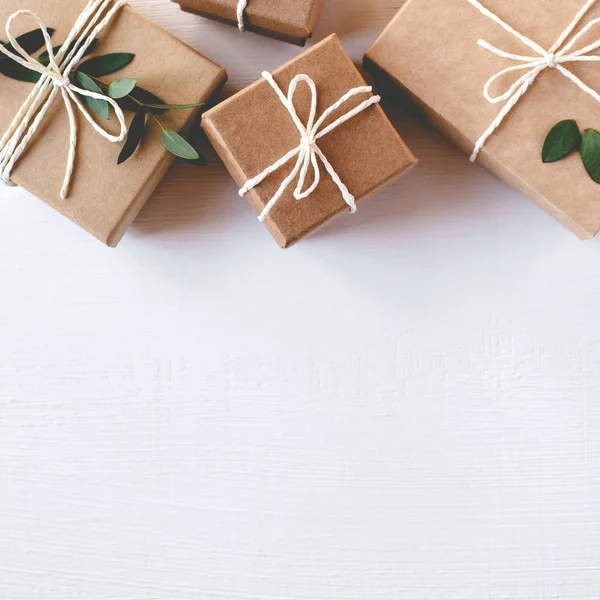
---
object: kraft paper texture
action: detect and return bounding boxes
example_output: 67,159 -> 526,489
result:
365,0 -> 600,239
202,34 -> 417,248
172,0 -> 325,46
0,0 -> 227,246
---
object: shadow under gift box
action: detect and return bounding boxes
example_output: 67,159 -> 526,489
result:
365,0 -> 600,240
172,0 -> 324,46
0,0 -> 227,247
201,34 -> 418,248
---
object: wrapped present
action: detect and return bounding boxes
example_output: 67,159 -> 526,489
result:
172,0 -> 325,46
201,34 -> 417,248
0,0 -> 227,246
364,0 -> 600,239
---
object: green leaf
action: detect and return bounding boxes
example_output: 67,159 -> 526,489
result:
38,38 -> 98,67
542,120 -> 581,163
118,109 -> 147,165
1,27 -> 55,60
580,129 -> 600,184
142,102 -> 204,110
161,130 -> 199,160
117,86 -> 168,114
0,59 -> 41,83
76,71 -> 110,120
109,77 -> 137,99
185,152 -> 209,167
0,27 -> 56,82
78,52 -> 134,76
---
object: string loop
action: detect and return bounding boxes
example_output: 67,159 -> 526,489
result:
238,71 -> 381,222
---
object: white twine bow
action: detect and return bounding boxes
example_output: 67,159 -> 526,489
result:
239,71 -> 381,222
467,0 -> 600,162
0,0 -> 128,200
237,0 -> 247,32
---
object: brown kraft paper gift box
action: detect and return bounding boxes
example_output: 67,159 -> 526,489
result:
201,34 -> 418,248
0,0 -> 227,247
172,0 -> 325,46
365,0 -> 600,239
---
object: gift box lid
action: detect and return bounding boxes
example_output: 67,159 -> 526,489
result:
0,0 -> 226,246
202,34 -> 417,247
366,0 -> 600,239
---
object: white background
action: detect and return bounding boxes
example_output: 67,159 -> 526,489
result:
1,0 -> 600,598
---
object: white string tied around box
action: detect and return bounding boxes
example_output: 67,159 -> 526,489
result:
237,0 -> 247,32
0,0 -> 128,200
466,0 -> 600,162
239,71 -> 381,222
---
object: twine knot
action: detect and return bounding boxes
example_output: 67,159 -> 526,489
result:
299,134 -> 316,151
52,73 -> 72,88
238,71 -> 381,222
544,52 -> 557,68
467,0 -> 600,162
0,0 -> 129,200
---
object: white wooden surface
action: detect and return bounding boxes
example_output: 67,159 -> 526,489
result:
1,1 -> 600,598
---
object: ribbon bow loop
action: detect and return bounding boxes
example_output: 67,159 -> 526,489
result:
282,74 -> 321,201
467,0 -> 600,162
0,0 -> 128,200
239,71 -> 381,222
5,11 -> 63,81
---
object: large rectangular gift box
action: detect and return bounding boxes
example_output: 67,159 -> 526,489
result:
202,34 -> 417,248
173,0 -> 325,46
0,0 -> 226,246
365,0 -> 600,239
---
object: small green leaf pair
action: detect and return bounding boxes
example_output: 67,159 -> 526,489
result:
75,53 -> 135,120
117,111 -> 200,164
542,119 -> 600,184
75,72 -> 137,119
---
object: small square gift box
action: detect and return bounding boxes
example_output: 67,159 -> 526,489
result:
366,0 -> 600,239
172,0 -> 325,46
201,34 -> 417,248
0,0 -> 227,246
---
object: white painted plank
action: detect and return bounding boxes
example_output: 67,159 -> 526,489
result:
1,1 -> 599,598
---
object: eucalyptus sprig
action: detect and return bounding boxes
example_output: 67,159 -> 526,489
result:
0,28 -> 205,165
543,119 -> 600,184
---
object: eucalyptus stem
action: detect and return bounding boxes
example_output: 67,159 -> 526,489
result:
85,72 -> 168,130
87,73 -> 143,107
85,74 -> 202,112
148,111 -> 167,133
85,72 -> 199,161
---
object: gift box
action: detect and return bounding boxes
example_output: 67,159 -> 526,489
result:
0,0 -> 227,246
201,34 -> 417,248
173,0 -> 325,46
365,0 -> 600,239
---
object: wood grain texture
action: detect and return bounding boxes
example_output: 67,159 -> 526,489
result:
1,1 -> 600,598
